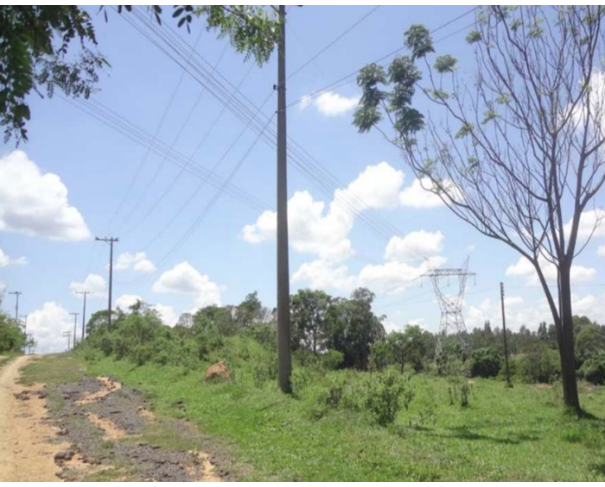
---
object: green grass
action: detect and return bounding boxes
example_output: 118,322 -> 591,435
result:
0,350 -> 23,370
19,353 -> 86,386
82,344 -> 605,482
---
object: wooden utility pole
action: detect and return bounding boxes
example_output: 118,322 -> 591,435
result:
8,291 -> 22,322
96,237 -> 118,331
76,291 -> 90,340
70,312 -> 79,347
500,282 -> 513,388
276,4 -> 292,394
63,330 -> 72,351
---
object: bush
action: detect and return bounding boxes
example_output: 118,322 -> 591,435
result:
470,348 -> 501,378
291,367 -> 311,399
253,355 -> 277,388
447,376 -> 472,408
321,349 -> 344,371
316,376 -> 346,409
580,354 -> 605,385
363,371 -> 415,427
514,345 -> 560,383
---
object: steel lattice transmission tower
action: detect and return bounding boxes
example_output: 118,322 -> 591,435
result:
421,257 -> 476,354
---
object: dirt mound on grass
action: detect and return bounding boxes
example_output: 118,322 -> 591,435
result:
204,362 -> 230,382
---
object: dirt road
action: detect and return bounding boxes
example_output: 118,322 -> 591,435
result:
0,356 -> 64,482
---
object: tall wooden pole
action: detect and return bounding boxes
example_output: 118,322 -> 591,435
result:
9,291 -> 21,322
70,312 -> 79,346
96,237 -> 118,331
500,282 -> 513,388
77,291 -> 89,340
276,4 -> 292,394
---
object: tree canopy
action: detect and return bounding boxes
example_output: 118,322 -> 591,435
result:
0,5 -> 281,142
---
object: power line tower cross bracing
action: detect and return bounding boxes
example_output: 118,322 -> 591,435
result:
421,257 -> 476,355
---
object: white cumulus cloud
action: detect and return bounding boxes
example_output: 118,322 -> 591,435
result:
399,177 -> 445,209
28,302 -> 74,354
243,162 -> 408,262
69,274 -> 106,299
152,261 -> 223,309
385,231 -> 444,263
313,91 -> 360,117
115,294 -> 142,311
114,252 -> 156,274
506,256 -> 596,286
152,304 -> 178,327
565,209 -> 605,240
0,246 -> 26,267
292,259 -> 358,293
598,245 -> 605,257
0,150 -> 90,241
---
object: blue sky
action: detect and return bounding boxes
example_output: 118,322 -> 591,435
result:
1,5 -> 604,353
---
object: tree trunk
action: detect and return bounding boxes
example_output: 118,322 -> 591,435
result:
558,265 -> 581,414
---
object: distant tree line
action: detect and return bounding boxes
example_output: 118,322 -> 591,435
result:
81,288 -> 605,387
0,299 -> 28,353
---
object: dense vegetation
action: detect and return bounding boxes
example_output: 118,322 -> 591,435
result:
61,289 -> 605,480
81,288 -> 605,390
0,299 -> 27,353
70,290 -> 605,480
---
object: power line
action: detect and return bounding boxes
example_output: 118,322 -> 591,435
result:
287,5 -> 381,80
286,6 -> 479,110
126,11 -> 404,246
61,96 -> 269,212
137,90 -> 275,254
116,41 -> 231,234
122,59 -> 257,239
106,27 -> 205,234
150,112 -> 277,275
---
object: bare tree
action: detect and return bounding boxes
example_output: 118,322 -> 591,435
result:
354,6 -> 605,413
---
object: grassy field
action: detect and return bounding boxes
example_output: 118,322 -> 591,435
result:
73,341 -> 605,482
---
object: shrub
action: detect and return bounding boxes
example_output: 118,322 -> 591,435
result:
291,367 -> 311,399
316,376 -> 346,410
470,348 -> 501,378
253,355 -> 277,388
322,349 -> 344,371
99,336 -> 114,356
131,344 -> 153,366
363,371 -> 415,427
515,345 -> 560,383
580,354 -> 605,385
447,376 -> 472,408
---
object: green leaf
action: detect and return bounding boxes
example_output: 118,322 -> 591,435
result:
404,25 -> 434,60
434,55 -> 458,74
455,122 -> 474,139
482,109 -> 498,124
466,30 -> 481,44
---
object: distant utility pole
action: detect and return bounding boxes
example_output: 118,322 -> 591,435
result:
76,291 -> 90,341
96,237 -> 119,331
276,4 -> 292,394
500,282 -> 513,388
70,312 -> 79,346
26,333 -> 34,355
8,291 -> 22,322
62,330 -> 72,351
